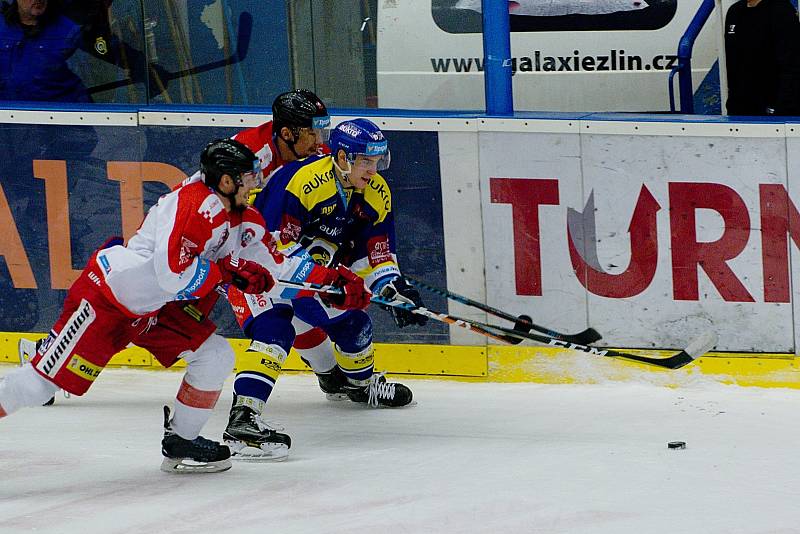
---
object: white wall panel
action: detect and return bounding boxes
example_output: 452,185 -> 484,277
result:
580,133 -> 791,350
479,130 -> 591,339
439,132 -> 487,345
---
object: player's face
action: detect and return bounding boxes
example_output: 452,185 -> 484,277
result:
291,127 -> 324,159
347,155 -> 381,190
232,170 -> 262,209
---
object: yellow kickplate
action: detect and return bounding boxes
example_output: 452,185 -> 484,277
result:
0,332 -> 152,367
488,344 -> 800,388
3,330 -> 800,387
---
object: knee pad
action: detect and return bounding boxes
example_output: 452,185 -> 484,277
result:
181,334 -> 235,391
247,305 -> 295,353
0,364 -> 60,416
324,311 -> 373,353
333,343 -> 375,386
294,326 -> 335,373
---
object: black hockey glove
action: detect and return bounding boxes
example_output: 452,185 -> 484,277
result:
378,277 -> 428,328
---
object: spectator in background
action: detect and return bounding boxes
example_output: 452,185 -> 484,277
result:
725,0 -> 800,116
0,0 -> 161,102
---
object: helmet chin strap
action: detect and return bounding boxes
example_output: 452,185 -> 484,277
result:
277,129 -> 302,161
215,175 -> 244,211
333,158 -> 355,187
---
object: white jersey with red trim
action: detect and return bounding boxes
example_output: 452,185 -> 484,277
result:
94,181 -> 305,316
232,121 -> 284,181
178,122 -> 284,191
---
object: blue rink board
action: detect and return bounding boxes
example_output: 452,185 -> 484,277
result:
0,123 -> 448,344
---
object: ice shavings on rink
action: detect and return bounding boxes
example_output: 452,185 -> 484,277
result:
2,366 -> 800,533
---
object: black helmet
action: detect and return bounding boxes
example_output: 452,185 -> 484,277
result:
272,89 -> 329,133
200,138 -> 259,192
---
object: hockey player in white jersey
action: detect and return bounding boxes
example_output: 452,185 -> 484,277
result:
0,138 -> 368,473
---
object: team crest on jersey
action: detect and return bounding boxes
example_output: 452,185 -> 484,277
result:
209,227 -> 229,257
280,216 -> 302,243
241,227 -> 256,247
368,236 -> 392,266
179,237 -> 198,267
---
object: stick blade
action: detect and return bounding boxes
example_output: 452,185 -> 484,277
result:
684,330 -> 718,359
657,330 -> 718,370
574,327 -> 602,345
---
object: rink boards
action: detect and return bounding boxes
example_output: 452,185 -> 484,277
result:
1,107 -> 800,386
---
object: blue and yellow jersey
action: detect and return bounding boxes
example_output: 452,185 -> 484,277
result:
252,155 -> 400,291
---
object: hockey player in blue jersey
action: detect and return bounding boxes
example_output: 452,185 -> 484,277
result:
223,118 -> 427,460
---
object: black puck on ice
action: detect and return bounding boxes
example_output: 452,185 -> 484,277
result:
667,441 -> 686,450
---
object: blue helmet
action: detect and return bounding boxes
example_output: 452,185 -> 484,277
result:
328,118 -> 391,171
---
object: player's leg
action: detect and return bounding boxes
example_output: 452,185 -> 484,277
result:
0,364 -> 60,417
224,292 -> 294,460
295,300 -> 414,408
292,318 -> 348,400
1,269 -> 133,418
17,337 -> 57,406
133,300 -> 233,473
162,334 -> 234,473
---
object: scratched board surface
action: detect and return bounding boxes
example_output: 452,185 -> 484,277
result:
0,124 -> 447,343
480,129 -> 794,352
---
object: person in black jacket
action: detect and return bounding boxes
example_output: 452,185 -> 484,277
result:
725,0 -> 800,116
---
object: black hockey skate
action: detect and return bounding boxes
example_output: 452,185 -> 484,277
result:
223,405 -> 291,461
346,372 -> 414,408
160,406 -> 231,474
315,365 -> 350,401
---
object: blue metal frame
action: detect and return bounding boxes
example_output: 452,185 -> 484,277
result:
669,0 -> 715,113
482,0 -> 513,115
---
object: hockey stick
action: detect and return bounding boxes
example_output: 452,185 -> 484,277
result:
404,276 -> 602,345
275,279 -> 524,344
88,11 -> 253,95
372,297 -> 717,371
275,280 -> 716,370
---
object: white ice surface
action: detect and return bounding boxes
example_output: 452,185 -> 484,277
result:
2,367 -> 800,533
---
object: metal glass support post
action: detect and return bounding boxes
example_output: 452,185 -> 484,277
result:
670,0 -> 715,113
482,0 -> 513,115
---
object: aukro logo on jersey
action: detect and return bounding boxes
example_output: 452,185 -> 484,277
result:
37,299 -> 96,378
302,169 -> 335,195
319,224 -> 342,238
369,181 -> 390,210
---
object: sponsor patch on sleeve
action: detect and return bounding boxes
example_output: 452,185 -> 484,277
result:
367,236 -> 393,266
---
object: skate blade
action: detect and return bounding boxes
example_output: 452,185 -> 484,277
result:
225,440 -> 289,462
373,399 -> 418,409
325,392 -> 349,401
160,457 -> 232,474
